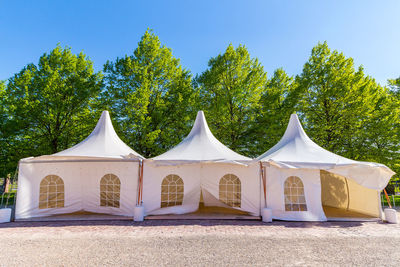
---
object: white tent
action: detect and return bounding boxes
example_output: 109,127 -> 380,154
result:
15,111 -> 143,219
258,114 -> 395,221
142,111 -> 261,216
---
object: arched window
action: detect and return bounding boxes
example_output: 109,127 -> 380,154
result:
284,176 -> 307,211
219,174 -> 241,208
100,174 -> 121,208
39,175 -> 64,209
161,174 -> 184,208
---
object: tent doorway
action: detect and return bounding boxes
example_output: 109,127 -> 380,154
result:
145,189 -> 257,220
320,170 -> 380,220
196,189 -> 250,216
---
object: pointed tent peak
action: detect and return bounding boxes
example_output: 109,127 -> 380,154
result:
280,113 -> 312,142
257,113 -> 347,163
195,110 -> 207,126
53,110 -> 143,159
186,110 -> 213,138
89,110 -> 120,139
152,110 -> 251,162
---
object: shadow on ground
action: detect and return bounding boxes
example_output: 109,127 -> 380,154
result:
0,219 -> 373,229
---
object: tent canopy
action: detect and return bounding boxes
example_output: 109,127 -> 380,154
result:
21,111 -> 143,162
152,111 -> 251,163
257,113 -> 395,190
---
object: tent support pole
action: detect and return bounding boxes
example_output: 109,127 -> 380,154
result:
136,161 -> 141,206
137,160 -> 144,206
344,177 -> 350,211
260,162 -> 267,207
140,160 -> 144,204
384,189 -> 392,209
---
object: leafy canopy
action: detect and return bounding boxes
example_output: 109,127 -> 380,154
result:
294,42 -> 400,174
102,30 -> 197,157
251,68 -> 297,156
196,44 -> 267,155
4,45 -> 102,174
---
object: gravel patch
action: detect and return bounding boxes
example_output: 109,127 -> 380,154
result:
0,220 -> 399,266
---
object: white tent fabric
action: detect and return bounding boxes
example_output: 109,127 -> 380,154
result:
258,113 -> 394,221
15,109 -> 393,221
257,114 -> 394,190
266,165 -> 327,221
142,162 -> 260,216
15,111 -> 142,219
16,161 -> 139,219
143,111 -> 260,216
152,111 -> 251,163
53,110 -> 143,159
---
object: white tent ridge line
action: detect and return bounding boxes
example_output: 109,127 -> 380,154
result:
20,110 -> 144,162
256,113 -> 395,190
150,111 -> 251,165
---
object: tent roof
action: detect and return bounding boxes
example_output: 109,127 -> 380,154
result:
23,111 -> 143,162
257,113 -> 394,190
152,111 -> 251,162
257,113 -> 354,166
54,110 -> 143,159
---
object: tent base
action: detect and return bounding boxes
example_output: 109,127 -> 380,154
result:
16,211 -> 133,222
145,214 -> 260,220
146,204 -> 260,220
323,206 -> 380,222
326,217 -> 381,222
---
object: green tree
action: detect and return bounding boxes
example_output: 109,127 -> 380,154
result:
251,68 -> 297,155
389,77 -> 400,98
5,45 -> 102,163
363,87 -> 400,175
0,80 -> 13,177
195,44 -> 267,155
102,30 -> 197,157
295,42 -> 400,172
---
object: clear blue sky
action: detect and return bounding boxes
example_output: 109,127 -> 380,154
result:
1,0 -> 399,86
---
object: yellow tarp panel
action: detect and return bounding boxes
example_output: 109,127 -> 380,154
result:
322,206 -> 375,218
320,170 -> 380,217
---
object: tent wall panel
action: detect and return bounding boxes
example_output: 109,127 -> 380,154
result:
142,162 -> 201,215
320,170 -> 349,209
15,161 -> 138,219
16,162 -> 82,219
78,161 -> 138,216
320,170 -> 380,217
200,163 -> 260,216
266,165 -> 327,221
142,162 -> 260,216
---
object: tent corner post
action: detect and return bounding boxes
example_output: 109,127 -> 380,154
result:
259,162 -> 267,208
384,189 -> 392,209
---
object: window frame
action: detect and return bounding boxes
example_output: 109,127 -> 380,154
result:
161,174 -> 184,208
100,173 -> 121,208
39,175 -> 65,209
283,176 -> 307,212
219,173 -> 241,208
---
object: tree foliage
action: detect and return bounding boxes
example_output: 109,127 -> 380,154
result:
0,80 -> 12,176
0,36 -> 399,182
295,42 -> 400,173
251,68 -> 297,156
389,77 -> 400,98
195,44 -> 267,155
1,45 -> 102,176
102,30 -> 197,157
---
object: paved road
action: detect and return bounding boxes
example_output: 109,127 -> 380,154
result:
0,220 -> 399,266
